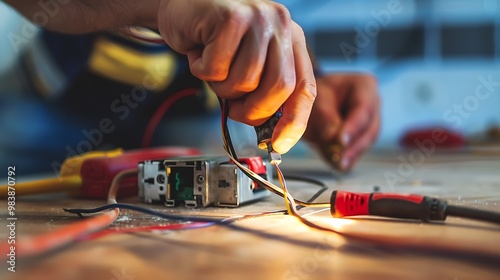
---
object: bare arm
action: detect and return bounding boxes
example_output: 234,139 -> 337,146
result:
4,0 -> 318,155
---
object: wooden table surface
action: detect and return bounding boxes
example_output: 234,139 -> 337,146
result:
1,150 -> 500,280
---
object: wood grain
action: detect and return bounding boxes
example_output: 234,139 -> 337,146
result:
1,151 -> 500,280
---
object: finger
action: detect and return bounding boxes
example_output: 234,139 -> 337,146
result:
310,111 -> 342,145
271,23 -> 317,154
228,21 -> 296,126
341,107 -> 380,170
210,19 -> 273,98
339,83 -> 378,147
188,7 -> 252,82
304,79 -> 342,145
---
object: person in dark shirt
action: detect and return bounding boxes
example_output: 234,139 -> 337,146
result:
1,0 -> 379,175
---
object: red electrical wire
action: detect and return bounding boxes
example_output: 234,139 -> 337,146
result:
0,169 -> 135,258
142,88 -> 199,147
117,28 -> 200,148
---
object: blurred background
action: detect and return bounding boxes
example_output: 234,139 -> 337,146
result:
0,0 -> 499,174
281,0 -> 500,147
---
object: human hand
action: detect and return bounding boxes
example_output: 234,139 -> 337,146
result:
303,73 -> 380,171
157,0 -> 316,154
4,0 -> 316,154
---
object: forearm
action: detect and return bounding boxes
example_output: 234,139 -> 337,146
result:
4,0 -> 160,34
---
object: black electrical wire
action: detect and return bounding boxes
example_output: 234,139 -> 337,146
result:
65,203 -> 221,223
65,203 -> 348,250
220,95 -> 500,225
64,173 -> 327,227
218,97 -> 238,161
283,174 -> 329,203
64,200 -> 500,267
446,205 -> 500,225
282,174 -> 329,210
64,203 -> 288,224
214,99 -> 500,263
218,97 -> 329,208
218,98 -> 284,198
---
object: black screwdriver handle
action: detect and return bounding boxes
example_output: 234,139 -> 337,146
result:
330,190 -> 448,222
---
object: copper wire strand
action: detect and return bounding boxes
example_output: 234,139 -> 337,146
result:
218,99 -> 329,208
0,169 -> 136,258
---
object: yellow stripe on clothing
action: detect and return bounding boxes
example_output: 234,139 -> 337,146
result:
88,37 -> 177,91
202,82 -> 221,112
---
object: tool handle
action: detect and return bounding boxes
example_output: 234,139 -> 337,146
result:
80,147 -> 200,199
254,108 -> 283,151
330,190 -> 448,221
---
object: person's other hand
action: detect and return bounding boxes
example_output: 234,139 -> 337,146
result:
303,73 -> 380,171
157,0 -> 316,154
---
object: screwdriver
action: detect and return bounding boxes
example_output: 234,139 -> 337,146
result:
254,107 -> 283,165
0,147 -> 199,199
330,190 -> 500,225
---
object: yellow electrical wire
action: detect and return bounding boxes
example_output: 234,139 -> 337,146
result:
217,100 -> 500,259
0,169 -> 136,258
218,102 -> 329,208
273,162 -> 295,214
0,176 -> 82,198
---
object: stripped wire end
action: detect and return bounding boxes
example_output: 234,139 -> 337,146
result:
266,142 -> 282,165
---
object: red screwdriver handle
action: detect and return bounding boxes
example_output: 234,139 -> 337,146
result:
80,147 -> 200,199
330,190 -> 448,222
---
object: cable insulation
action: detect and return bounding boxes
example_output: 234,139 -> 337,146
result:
447,205 -> 500,225
142,88 -> 199,147
0,169 -> 135,258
